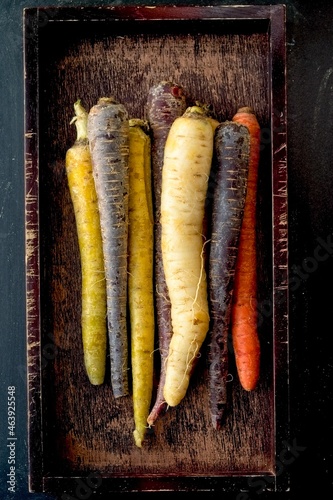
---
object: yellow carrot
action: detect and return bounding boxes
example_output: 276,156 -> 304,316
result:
128,119 -> 155,447
65,99 -> 107,385
161,104 -> 215,407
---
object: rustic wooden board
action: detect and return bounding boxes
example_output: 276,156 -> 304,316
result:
24,5 -> 288,495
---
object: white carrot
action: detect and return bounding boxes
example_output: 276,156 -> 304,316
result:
161,104 -> 216,407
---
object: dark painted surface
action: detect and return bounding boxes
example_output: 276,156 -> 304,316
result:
0,0 -> 332,499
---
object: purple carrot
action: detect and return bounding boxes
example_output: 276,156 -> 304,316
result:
87,97 -> 130,398
208,121 -> 250,428
145,81 -> 187,426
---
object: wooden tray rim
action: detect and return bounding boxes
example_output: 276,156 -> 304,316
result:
24,4 -> 289,495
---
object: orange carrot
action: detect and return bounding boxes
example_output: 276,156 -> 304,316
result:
231,106 -> 261,391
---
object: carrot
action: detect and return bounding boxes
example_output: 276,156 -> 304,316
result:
146,81 -> 187,425
231,106 -> 261,391
87,97 -> 130,398
128,119 -> 155,447
161,104 -> 215,408
65,99 -> 107,385
208,121 -> 250,428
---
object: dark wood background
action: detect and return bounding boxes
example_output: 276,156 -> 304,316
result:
0,0 -> 332,499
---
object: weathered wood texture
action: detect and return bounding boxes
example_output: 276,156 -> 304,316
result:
25,5 -> 287,494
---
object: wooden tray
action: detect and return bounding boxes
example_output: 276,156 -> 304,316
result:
24,5 -> 288,496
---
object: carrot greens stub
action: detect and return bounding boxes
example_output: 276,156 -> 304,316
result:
87,97 -> 130,398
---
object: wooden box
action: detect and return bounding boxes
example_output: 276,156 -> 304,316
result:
24,5 -> 288,496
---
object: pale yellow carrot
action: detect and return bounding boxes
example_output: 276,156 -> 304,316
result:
161,104 -> 215,407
